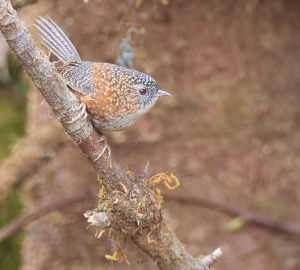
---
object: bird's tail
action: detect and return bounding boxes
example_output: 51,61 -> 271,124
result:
35,16 -> 81,64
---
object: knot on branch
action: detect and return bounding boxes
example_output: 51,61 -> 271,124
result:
84,210 -> 109,228
93,174 -> 162,235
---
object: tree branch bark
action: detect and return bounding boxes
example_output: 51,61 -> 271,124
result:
0,1 -> 222,269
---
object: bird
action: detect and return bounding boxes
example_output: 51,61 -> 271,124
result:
35,16 -> 170,159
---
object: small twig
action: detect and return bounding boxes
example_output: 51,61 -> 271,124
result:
0,191 -> 91,243
202,248 -> 223,269
165,192 -> 300,238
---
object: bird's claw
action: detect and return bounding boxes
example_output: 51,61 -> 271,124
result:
66,103 -> 88,123
93,136 -> 111,161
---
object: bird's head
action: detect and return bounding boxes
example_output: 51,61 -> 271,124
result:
121,69 -> 171,114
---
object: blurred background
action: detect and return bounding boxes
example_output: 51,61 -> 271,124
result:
0,0 -> 300,269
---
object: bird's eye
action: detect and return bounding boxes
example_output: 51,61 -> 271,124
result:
139,89 -> 147,95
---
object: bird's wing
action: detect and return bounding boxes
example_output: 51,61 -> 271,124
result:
58,61 -> 97,98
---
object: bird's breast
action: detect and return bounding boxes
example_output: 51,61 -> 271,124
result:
91,111 -> 142,131
79,92 -> 143,131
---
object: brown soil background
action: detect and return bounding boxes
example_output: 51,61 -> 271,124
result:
15,0 -> 300,269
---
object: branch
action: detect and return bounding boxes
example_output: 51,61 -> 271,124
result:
201,248 -> 223,269
0,191 -> 91,243
166,192 -> 300,238
0,1 -> 221,269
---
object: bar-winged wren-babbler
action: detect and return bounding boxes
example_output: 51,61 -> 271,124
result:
35,17 -> 170,159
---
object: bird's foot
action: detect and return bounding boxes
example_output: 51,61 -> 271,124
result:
93,136 -> 111,161
66,102 -> 88,123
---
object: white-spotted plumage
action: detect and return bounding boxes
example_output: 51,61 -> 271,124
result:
35,17 -> 170,132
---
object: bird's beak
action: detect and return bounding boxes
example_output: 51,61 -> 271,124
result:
157,89 -> 171,97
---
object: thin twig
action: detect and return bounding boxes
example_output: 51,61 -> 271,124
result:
0,191 -> 91,243
201,248 -> 223,269
165,192 -> 300,238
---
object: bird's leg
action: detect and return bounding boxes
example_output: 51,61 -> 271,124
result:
93,136 -> 111,161
66,102 -> 88,123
